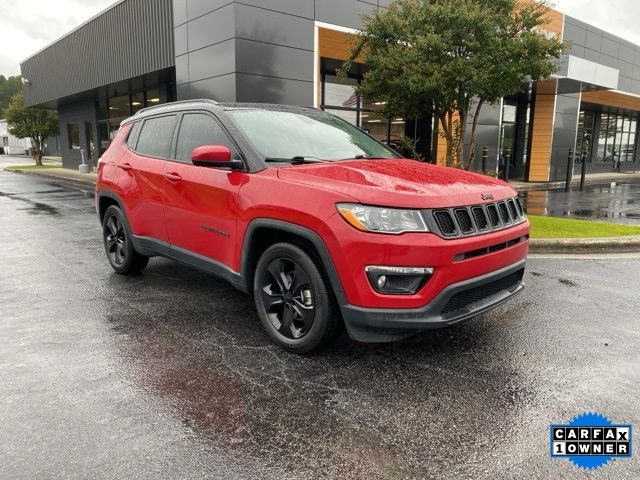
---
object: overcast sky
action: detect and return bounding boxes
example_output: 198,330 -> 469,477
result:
1,0 -> 640,77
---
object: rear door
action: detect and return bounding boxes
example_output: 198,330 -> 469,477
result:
121,114 -> 178,248
163,111 -> 246,269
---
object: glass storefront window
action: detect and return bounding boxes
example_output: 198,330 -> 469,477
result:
109,94 -> 130,118
324,108 -> 359,127
361,111 -> 389,142
324,75 -> 359,109
131,92 -> 144,114
68,123 -> 80,150
583,109 -> 639,167
146,89 -> 160,105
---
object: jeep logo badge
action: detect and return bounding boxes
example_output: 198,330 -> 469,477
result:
481,193 -> 494,201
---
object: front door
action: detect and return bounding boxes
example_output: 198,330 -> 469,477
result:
163,112 -> 245,270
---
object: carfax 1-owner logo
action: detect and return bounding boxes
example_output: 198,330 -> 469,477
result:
550,412 -> 633,470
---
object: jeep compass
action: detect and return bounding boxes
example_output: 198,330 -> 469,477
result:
96,100 -> 528,353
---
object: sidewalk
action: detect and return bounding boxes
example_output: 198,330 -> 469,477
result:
510,171 -> 640,191
3,165 -> 96,189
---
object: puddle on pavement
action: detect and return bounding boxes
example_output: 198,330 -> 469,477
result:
0,190 -> 60,215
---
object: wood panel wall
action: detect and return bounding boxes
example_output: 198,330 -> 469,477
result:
581,90 -> 640,111
318,27 -> 360,62
528,79 -> 558,182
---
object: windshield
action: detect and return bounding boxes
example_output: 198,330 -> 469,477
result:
228,109 -> 400,163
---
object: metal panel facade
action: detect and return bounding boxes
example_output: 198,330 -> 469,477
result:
21,0 -> 174,107
173,0 -> 392,105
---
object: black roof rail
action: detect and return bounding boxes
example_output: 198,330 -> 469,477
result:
134,99 -> 219,116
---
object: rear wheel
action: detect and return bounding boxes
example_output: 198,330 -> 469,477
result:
102,205 -> 149,274
254,243 -> 338,354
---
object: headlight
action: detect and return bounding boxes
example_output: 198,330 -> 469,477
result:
337,203 -> 429,234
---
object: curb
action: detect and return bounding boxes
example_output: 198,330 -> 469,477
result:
529,236 -> 640,254
4,167 -> 96,190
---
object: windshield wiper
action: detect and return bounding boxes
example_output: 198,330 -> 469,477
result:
353,154 -> 390,160
264,156 -> 325,164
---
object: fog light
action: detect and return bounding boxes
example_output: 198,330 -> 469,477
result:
365,266 -> 434,294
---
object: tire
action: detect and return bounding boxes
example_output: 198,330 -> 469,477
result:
102,205 -> 149,275
253,243 -> 338,354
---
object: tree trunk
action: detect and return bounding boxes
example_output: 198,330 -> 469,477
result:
466,98 -> 485,171
32,138 -> 43,166
438,112 -> 454,167
454,109 -> 467,169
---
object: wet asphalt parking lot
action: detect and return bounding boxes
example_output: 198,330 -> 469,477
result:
1,169 -> 639,479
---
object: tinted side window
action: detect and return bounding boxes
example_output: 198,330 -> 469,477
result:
136,115 -> 177,159
175,113 -> 237,163
126,121 -> 142,149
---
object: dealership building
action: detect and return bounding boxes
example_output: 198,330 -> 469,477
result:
19,0 -> 640,181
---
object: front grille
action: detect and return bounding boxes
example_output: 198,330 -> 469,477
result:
486,205 -> 501,228
508,200 -> 519,221
434,211 -> 457,236
472,207 -> 489,230
498,202 -> 511,224
427,196 -> 525,239
454,235 -> 528,261
441,269 -> 524,319
455,209 -> 474,234
515,197 -> 524,216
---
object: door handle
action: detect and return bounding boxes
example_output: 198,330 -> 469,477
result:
164,172 -> 183,183
118,162 -> 132,171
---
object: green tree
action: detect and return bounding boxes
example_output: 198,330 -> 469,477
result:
343,0 -> 565,169
3,92 -> 59,166
0,75 -> 23,116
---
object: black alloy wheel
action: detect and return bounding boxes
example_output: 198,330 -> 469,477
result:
261,258 -> 315,339
102,205 -> 149,274
104,213 -> 127,267
254,243 -> 338,353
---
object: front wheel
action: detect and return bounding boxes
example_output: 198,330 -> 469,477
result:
102,205 -> 149,274
253,243 -> 338,354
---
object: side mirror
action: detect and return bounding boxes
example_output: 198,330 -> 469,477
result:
192,145 -> 242,170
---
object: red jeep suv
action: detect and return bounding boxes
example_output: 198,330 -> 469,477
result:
96,100 -> 529,353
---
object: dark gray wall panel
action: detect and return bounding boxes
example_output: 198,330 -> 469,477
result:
585,31 -> 602,52
234,4 -> 314,51
549,91 -> 580,181
187,0 -> 232,20
618,59 -> 634,78
240,0 -> 314,18
235,40 -> 313,82
58,99 -> 97,168
315,0 -> 376,29
187,4 -> 235,51
463,100 -> 500,171
235,74 -> 313,105
21,0 -> 174,107
188,73 -> 236,100
563,22 -> 586,47
175,24 -> 188,56
174,0 -> 187,26
189,40 -> 236,82
175,54 -> 190,85
602,37 -> 620,57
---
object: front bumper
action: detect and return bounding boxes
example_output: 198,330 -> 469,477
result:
341,260 -> 526,342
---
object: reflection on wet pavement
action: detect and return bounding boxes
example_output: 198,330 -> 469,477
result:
0,191 -> 60,215
521,181 -> 640,224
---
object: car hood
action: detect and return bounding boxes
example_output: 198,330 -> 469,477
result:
276,159 -> 516,208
